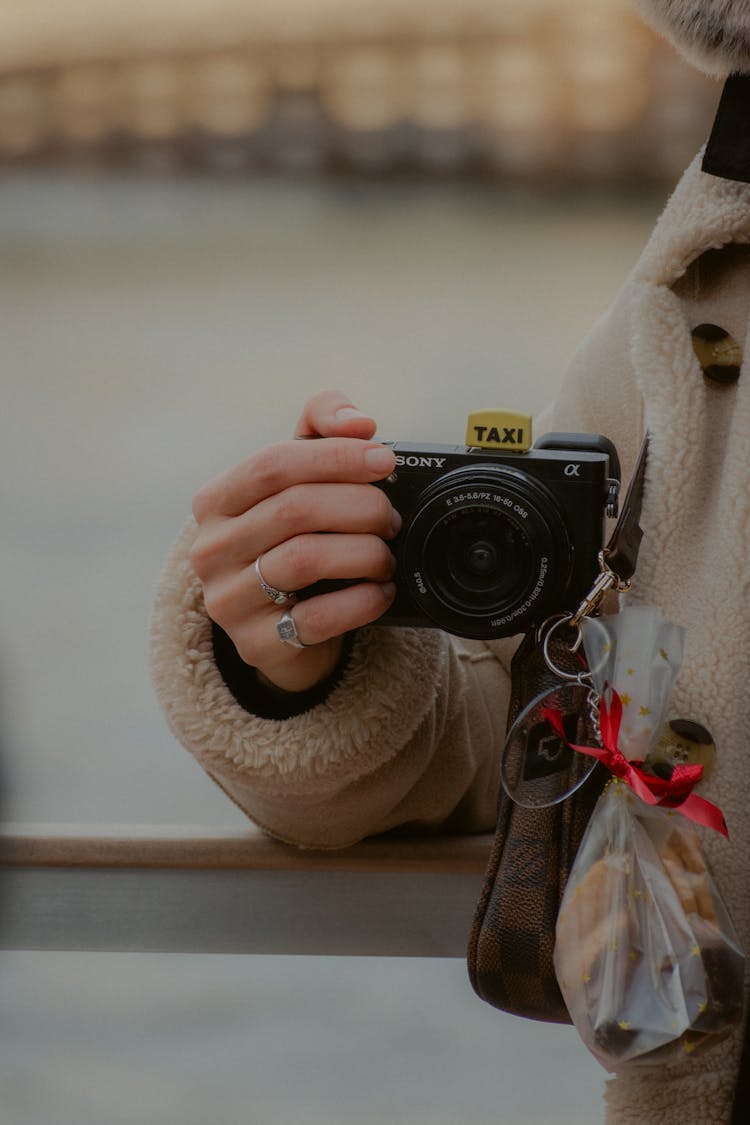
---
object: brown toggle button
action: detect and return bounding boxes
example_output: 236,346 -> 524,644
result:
691,323 -> 742,384
647,718 -> 716,781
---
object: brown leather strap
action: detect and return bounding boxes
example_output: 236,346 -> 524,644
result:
602,434 -> 649,583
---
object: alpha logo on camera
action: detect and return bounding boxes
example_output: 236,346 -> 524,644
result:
465,410 -> 533,452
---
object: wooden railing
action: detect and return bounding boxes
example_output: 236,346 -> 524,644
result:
0,824 -> 492,956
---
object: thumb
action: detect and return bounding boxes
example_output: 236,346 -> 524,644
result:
294,388 -> 378,440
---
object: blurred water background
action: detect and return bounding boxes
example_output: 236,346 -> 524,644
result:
0,162 -> 657,1125
0,3 -> 722,1123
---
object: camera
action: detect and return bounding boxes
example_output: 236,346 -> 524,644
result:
301,415 -> 620,640
366,423 -> 620,640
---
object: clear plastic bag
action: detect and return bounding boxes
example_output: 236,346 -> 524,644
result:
554,781 -> 744,1071
581,606 -> 684,763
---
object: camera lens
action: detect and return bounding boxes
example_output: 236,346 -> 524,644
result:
428,512 -> 530,607
401,463 -> 571,638
467,542 -> 494,574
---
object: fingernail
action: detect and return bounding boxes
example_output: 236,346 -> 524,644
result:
380,581 -> 396,601
336,406 -> 368,422
364,446 -> 396,474
391,508 -> 402,535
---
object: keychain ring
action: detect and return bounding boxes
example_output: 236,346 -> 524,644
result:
541,614 -> 589,684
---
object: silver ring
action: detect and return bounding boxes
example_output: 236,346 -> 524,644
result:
540,615 -> 588,685
276,608 -> 308,649
255,556 -> 297,607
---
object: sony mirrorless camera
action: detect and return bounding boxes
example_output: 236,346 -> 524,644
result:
304,415 -> 621,640
372,418 -> 620,638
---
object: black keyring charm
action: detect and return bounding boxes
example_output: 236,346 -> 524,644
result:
501,680 -> 599,809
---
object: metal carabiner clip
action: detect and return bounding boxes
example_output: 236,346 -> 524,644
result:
569,551 -> 632,630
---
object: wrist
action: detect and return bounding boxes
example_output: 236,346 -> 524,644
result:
256,637 -> 345,694
211,621 -> 355,719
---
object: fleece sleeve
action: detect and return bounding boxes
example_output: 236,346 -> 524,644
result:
150,518 -> 515,848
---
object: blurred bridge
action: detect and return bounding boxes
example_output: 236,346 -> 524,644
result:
0,0 -> 718,182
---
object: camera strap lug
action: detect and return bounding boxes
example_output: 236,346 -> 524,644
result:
605,479 -> 620,520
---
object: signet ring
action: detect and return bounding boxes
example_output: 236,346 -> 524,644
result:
276,609 -> 308,649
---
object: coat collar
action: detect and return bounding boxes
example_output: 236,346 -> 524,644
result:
634,149 -> 750,287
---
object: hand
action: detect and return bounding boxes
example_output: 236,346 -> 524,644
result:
190,390 -> 401,693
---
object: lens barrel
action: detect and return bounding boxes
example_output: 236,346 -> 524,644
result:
400,464 -> 571,638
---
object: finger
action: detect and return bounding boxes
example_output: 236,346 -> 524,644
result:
202,535 -> 397,626
256,482 -> 401,555
288,581 -> 397,645
265,533 -> 397,591
295,388 -> 377,441
195,484 -> 401,578
193,438 -> 396,521
191,481 -> 400,581
209,535 -> 397,621
236,582 -> 397,666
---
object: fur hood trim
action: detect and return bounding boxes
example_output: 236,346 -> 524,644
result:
635,147 -> 750,282
638,1 -> 750,77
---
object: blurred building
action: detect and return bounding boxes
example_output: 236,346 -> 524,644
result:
0,0 -> 719,183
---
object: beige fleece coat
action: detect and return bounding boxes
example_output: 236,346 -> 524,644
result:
151,151 -> 750,1122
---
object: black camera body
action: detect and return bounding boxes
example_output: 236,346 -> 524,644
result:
367,432 -> 619,640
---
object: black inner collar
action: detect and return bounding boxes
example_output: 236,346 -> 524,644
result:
703,74 -> 750,184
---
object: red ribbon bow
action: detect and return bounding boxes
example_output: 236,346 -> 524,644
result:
542,688 -> 728,838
